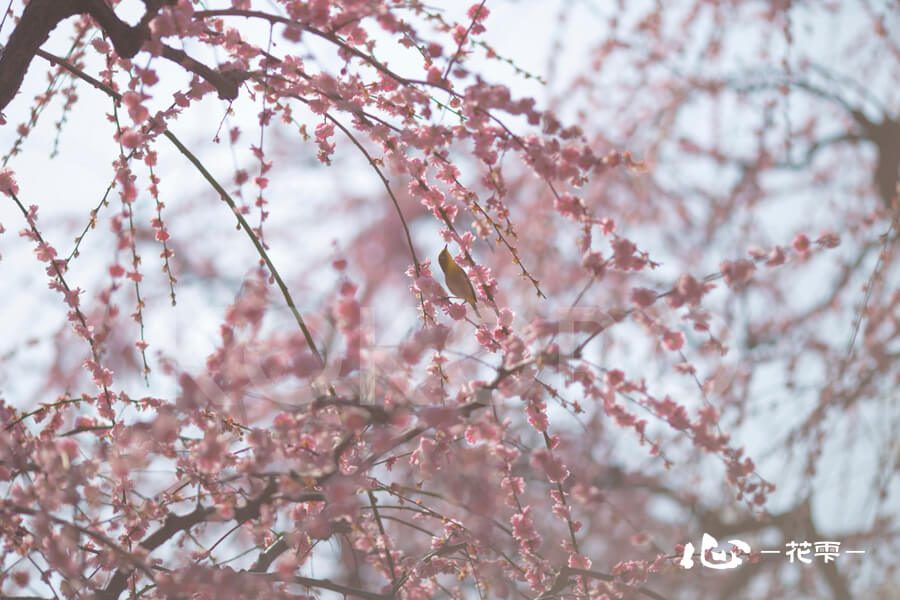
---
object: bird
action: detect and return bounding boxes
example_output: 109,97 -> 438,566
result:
438,245 -> 481,318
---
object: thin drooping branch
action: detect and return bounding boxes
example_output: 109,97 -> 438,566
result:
366,490 -> 399,588
726,73 -> 899,208
7,190 -> 114,415
441,0 -> 487,80
30,48 -> 325,367
161,130 -> 325,367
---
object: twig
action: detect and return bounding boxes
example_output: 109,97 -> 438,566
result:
31,48 -> 325,367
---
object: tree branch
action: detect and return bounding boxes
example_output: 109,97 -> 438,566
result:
98,478 -> 278,599
159,44 -> 246,100
0,0 -> 244,113
0,0 -> 83,111
537,566 -> 668,600
269,574 -> 390,600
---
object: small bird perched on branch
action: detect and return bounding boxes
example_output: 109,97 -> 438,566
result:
438,245 -> 481,318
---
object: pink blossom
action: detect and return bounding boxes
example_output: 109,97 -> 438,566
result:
510,507 -> 541,551
120,128 -> 144,149
662,329 -> 684,351
766,245 -> 786,266
555,193 -> 587,219
720,259 -> 756,288
605,369 -> 625,387
530,448 -> 570,483
668,274 -> 712,307
792,233 -> 811,253
568,553 -> 592,569
467,4 -> 490,21
0,169 -> 19,196
33,242 -> 56,262
631,287 -> 657,308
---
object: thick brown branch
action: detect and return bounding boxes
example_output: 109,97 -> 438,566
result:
98,478 -> 278,599
0,0 -> 243,113
159,44 -> 245,100
80,0 -> 147,58
0,0 -> 156,111
0,0 -> 82,111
